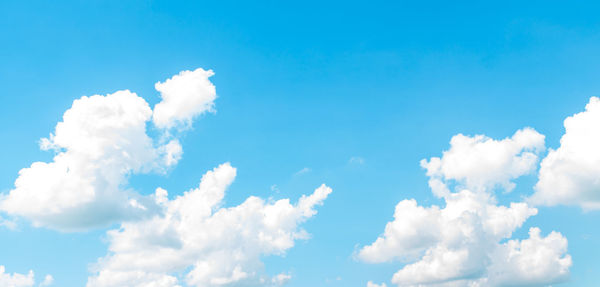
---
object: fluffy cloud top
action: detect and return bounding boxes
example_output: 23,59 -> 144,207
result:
0,69 -> 218,230
0,266 -> 53,287
153,68 -> 217,129
421,128 -> 544,196
530,97 -> 600,209
359,130 -> 570,287
87,163 -> 331,287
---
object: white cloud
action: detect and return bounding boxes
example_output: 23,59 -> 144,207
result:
0,91 -> 159,230
152,68 -> 217,129
360,190 -> 570,287
162,139 -> 183,167
530,97 -> 600,209
349,156 -> 365,165
367,281 -> 387,287
0,69 -> 218,230
1,67 -> 333,286
294,167 -> 311,176
421,128 -> 545,196
39,275 -> 54,287
0,266 -> 52,287
270,184 -> 280,193
0,216 -> 16,230
271,273 -> 291,286
485,227 -> 571,286
87,163 -> 331,287
0,266 -> 33,287
360,130 -> 571,287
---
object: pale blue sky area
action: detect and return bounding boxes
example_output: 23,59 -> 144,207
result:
1,1 -> 600,286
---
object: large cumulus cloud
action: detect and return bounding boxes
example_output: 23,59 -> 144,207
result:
87,163 -> 331,287
359,129 -> 571,287
530,96 -> 600,210
0,67 -> 333,286
0,68 -> 215,230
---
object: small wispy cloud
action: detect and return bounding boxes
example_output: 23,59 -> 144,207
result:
349,156 -> 365,165
270,184 -> 280,193
0,216 -> 16,230
294,167 -> 312,176
325,276 -> 342,283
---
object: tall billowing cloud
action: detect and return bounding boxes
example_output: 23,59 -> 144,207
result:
0,266 -> 53,287
530,97 -> 600,210
87,163 -> 332,287
0,69 -> 218,230
359,130 -> 571,287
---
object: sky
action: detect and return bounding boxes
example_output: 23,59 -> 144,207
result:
1,1 -> 600,286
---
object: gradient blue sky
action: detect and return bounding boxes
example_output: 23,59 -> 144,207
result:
1,1 -> 600,286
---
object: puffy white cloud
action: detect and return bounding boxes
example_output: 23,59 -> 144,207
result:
0,266 -> 52,287
0,266 -> 33,287
360,130 -> 571,287
358,191 -> 536,264
359,190 -> 570,287
270,273 -> 291,286
2,67 -> 332,286
0,69 -> 218,230
152,68 -> 217,129
87,163 -> 331,287
39,275 -> 54,287
0,91 -> 159,230
421,128 -> 545,196
530,97 -> 600,209
486,227 -> 571,286
162,139 -> 183,167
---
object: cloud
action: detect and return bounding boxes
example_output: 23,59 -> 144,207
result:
420,128 -> 545,196
271,273 -> 291,286
359,192 -> 570,287
294,167 -> 311,176
0,90 -> 159,230
87,163 -> 331,287
529,97 -> 600,209
152,68 -> 217,130
485,227 -> 571,286
0,216 -> 16,230
359,130 -> 570,287
0,266 -> 52,287
39,275 -> 54,287
367,281 -> 387,287
162,139 -> 183,167
0,69 -> 218,230
270,185 -> 280,193
349,156 -> 365,165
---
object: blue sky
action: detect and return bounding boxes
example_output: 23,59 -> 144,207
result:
1,1 -> 600,286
